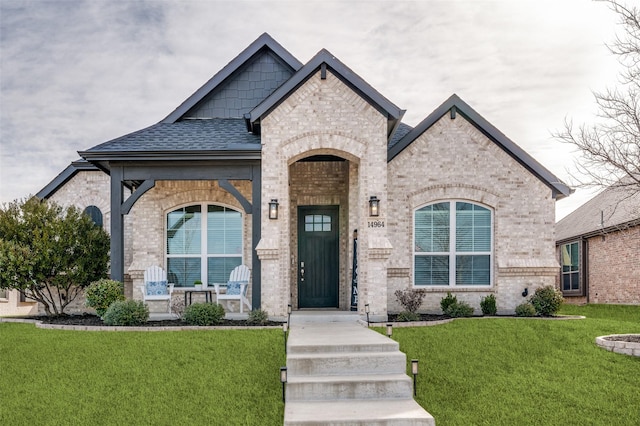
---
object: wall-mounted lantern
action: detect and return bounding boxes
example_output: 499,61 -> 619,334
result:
369,196 -> 380,217
269,199 -> 279,220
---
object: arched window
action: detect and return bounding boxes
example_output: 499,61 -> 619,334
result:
83,205 -> 103,228
166,204 -> 242,287
414,201 -> 492,286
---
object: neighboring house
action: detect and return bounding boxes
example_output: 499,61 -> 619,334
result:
1,33 -> 572,319
556,183 -> 640,304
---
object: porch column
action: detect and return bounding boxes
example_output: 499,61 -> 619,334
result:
110,165 -> 124,282
251,165 -> 262,310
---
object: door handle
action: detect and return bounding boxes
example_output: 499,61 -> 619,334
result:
300,261 -> 305,281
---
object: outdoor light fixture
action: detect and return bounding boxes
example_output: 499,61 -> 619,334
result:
269,199 -> 279,220
411,359 -> 419,396
280,367 -> 288,402
365,303 -> 370,327
369,196 -> 380,217
386,323 -> 393,339
283,322 -> 288,354
287,303 -> 292,328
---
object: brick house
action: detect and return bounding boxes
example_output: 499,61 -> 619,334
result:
1,33 -> 571,319
556,183 -> 640,304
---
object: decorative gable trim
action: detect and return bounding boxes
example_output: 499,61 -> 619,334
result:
388,94 -> 572,200
36,160 -> 101,200
247,49 -> 405,138
161,33 -> 303,124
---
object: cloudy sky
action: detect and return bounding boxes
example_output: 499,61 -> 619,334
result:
0,0 -> 623,219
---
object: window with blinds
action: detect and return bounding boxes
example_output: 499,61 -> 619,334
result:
414,201 -> 492,287
166,204 -> 242,287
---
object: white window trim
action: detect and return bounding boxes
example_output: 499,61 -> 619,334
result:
413,199 -> 494,288
165,202 -> 244,286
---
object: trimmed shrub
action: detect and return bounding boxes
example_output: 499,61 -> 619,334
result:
530,285 -> 564,317
396,311 -> 421,322
515,303 -> 536,317
394,289 -> 426,313
103,300 -> 149,326
440,292 -> 457,313
85,279 -> 125,317
444,301 -> 474,318
183,303 -> 225,326
480,294 -> 497,316
247,309 -> 269,325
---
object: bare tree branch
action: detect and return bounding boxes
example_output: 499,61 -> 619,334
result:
553,0 -> 640,194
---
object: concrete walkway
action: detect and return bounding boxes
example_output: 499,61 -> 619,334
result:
284,312 -> 435,425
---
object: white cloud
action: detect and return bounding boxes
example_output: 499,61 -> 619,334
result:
0,0 -> 622,219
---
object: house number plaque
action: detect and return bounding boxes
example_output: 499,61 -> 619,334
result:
367,219 -> 385,228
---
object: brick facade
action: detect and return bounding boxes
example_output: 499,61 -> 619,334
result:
258,70 -> 391,319
559,226 -> 640,305
387,114 -> 559,314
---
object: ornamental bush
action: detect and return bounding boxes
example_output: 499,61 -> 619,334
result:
530,285 -> 564,317
396,311 -> 421,322
394,288 -> 426,313
183,303 -> 225,326
440,292 -> 457,313
444,301 -> 475,318
480,294 -> 497,316
515,302 -> 536,317
103,300 -> 149,326
247,309 -> 269,325
85,279 -> 125,317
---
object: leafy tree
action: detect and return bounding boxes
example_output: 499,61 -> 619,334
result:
0,197 -> 110,316
554,1 -> 640,194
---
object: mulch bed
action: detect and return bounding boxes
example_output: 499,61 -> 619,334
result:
20,313 -> 282,327
604,335 -> 640,343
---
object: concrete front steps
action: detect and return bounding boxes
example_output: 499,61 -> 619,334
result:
284,312 -> 435,425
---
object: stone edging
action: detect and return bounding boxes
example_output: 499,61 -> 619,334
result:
2,314 -> 585,332
595,335 -> 640,357
0,317 -> 281,332
364,314 -> 585,328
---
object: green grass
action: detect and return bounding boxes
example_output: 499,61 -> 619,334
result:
393,304 -> 640,426
0,326 -> 285,425
1,305 -> 638,425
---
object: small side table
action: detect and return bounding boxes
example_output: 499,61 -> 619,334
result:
184,288 -> 215,306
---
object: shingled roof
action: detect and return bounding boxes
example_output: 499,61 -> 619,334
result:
556,183 -> 640,243
80,119 -> 260,160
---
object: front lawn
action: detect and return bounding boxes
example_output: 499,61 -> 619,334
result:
1,304 -> 638,425
0,325 -> 284,425
395,304 -> 640,426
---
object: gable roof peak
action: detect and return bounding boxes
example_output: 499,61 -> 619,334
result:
162,33 -> 303,124
388,94 -> 572,200
248,47 -> 404,137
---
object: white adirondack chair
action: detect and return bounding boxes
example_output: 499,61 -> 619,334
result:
214,265 -> 251,313
139,265 -> 174,313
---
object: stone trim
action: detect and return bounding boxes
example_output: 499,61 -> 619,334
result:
595,335 -> 640,357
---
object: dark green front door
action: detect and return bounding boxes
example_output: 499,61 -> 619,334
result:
298,206 -> 339,308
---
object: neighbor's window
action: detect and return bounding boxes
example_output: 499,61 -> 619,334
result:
560,242 -> 580,294
414,201 -> 492,286
166,204 -> 242,287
